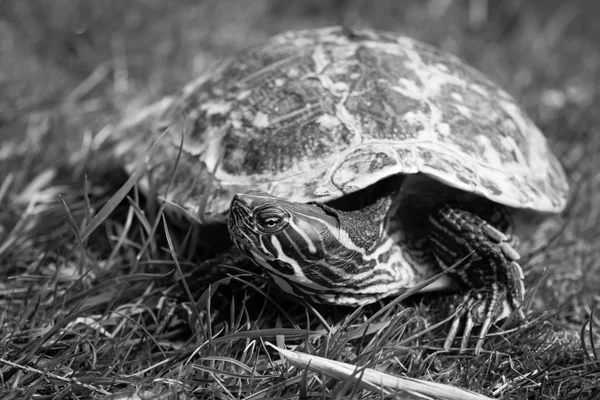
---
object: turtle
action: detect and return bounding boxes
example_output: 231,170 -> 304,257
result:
114,26 -> 569,353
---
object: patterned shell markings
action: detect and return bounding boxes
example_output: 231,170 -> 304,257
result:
156,27 -> 569,216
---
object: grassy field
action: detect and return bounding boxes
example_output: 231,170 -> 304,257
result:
1,1 -> 599,399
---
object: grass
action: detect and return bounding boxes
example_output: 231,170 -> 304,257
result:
1,1 -> 599,399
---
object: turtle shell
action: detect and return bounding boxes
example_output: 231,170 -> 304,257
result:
116,26 -> 568,218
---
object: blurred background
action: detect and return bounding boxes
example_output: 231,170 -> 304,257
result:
1,0 -> 597,125
0,0 -> 598,325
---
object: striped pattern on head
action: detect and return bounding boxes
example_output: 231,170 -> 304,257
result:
227,191 -> 423,305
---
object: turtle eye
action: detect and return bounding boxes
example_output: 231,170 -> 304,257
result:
255,207 -> 288,233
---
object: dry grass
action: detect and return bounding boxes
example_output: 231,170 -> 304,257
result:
1,1 -> 599,399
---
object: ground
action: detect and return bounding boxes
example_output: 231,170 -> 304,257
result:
0,1 -> 599,399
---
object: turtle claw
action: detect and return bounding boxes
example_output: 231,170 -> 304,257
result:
444,292 -> 487,354
443,286 -> 524,354
443,300 -> 478,354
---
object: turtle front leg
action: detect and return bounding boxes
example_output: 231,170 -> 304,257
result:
428,203 -> 525,354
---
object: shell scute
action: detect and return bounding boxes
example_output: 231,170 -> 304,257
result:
479,177 -> 504,197
118,26 -> 568,216
417,148 -> 478,191
331,148 -> 399,192
394,148 -> 419,172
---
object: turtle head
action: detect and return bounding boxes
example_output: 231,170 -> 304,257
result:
228,190 -> 361,297
228,190 -> 418,305
228,191 -> 338,268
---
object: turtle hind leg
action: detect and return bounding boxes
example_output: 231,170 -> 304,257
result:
428,203 -> 525,354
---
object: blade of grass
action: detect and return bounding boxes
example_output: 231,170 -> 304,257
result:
78,126 -> 171,243
268,343 -> 493,400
